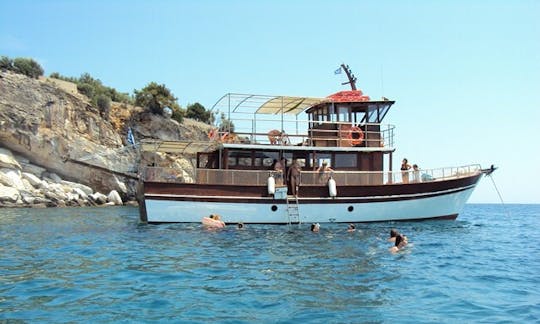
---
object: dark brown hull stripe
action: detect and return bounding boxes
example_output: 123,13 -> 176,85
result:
145,184 -> 476,204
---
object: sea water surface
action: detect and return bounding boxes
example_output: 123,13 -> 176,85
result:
0,204 -> 539,323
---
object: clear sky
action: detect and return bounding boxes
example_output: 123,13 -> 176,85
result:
1,0 -> 539,203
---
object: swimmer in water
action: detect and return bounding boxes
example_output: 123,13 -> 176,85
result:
389,234 -> 408,253
388,228 -> 399,242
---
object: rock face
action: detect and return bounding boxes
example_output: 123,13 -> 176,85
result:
0,147 -> 127,207
0,70 -> 212,207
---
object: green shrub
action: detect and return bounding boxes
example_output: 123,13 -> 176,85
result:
96,95 -> 111,120
12,57 -> 44,78
171,106 -> 185,123
0,56 -> 13,70
186,102 -> 212,124
77,83 -> 95,98
134,82 -> 181,117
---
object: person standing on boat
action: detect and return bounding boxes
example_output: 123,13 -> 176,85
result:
288,158 -> 302,196
412,164 -> 420,182
281,157 -> 288,186
317,161 -> 333,184
401,158 -> 411,183
273,159 -> 284,186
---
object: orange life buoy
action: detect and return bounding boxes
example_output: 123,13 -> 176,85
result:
349,126 -> 364,146
339,124 -> 364,146
221,132 -> 229,142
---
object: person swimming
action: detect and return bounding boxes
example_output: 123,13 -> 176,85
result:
388,229 -> 399,242
389,234 -> 408,253
347,224 -> 356,232
310,223 -> 320,232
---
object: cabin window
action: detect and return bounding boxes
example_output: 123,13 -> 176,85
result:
238,158 -> 252,167
334,153 -> 357,168
337,105 -> 349,122
227,157 -> 237,166
261,151 -> 280,168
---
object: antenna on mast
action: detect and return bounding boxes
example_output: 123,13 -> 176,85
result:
339,63 -> 357,90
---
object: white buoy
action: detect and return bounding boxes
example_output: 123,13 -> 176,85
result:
328,177 -> 337,197
267,176 -> 276,195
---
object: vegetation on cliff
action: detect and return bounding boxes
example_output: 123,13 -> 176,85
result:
0,55 -> 44,79
2,55 -> 217,127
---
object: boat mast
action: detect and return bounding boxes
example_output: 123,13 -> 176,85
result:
340,64 -> 357,90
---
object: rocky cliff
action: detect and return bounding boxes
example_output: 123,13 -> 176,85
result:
0,70 -> 211,207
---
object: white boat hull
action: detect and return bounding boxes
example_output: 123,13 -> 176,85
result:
143,185 -> 476,224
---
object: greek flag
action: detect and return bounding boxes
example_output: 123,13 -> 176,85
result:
127,127 -> 135,146
334,67 -> 342,74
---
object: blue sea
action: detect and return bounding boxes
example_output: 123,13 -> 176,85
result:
1,204 -> 539,323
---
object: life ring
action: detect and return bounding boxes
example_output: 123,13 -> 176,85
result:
220,132 -> 229,142
348,126 -> 364,146
339,124 -> 364,146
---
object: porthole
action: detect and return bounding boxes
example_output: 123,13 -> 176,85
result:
348,206 -> 354,212
271,205 -> 278,212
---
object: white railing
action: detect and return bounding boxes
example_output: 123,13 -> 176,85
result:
216,118 -> 395,148
143,164 -> 481,186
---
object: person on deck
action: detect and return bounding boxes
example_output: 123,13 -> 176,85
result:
401,158 -> 411,183
412,164 -> 420,182
287,158 -> 302,196
316,161 -> 333,184
273,159 -> 284,186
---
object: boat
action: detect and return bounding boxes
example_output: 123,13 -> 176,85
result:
138,64 -> 496,224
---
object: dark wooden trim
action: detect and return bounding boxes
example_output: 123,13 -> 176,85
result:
144,173 -> 482,200
145,183 -> 474,204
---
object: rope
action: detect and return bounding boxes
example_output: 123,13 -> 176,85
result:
487,174 -> 510,217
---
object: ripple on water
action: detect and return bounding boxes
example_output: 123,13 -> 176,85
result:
0,205 -> 539,323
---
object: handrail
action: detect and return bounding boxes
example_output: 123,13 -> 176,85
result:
215,119 -> 395,148
143,164 -> 482,186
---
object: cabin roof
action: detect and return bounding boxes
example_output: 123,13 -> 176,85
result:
211,93 -> 328,116
256,96 -> 329,115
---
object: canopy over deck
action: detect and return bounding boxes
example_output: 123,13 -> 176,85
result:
210,93 -> 329,116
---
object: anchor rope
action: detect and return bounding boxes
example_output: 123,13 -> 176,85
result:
488,174 -> 509,217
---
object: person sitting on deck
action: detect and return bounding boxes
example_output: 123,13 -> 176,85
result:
268,129 -> 288,145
